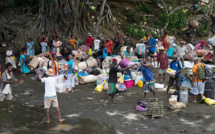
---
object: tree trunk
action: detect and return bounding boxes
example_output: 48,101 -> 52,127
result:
207,0 -> 214,36
95,0 -> 107,35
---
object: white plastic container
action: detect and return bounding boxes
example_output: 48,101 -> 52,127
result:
179,89 -> 188,103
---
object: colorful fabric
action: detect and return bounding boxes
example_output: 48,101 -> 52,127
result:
50,54 -> 58,75
116,81 -> 126,92
136,43 -> 145,55
20,54 -> 30,74
41,42 -> 47,53
123,51 -> 134,59
26,41 -> 35,56
190,82 -> 204,95
143,81 -> 156,93
69,39 -> 77,48
108,83 -> 116,94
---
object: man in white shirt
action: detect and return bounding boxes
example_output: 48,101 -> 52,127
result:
174,41 -> 187,67
93,37 -> 101,51
41,69 -> 64,123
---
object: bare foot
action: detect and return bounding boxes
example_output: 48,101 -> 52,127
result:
58,118 -> 65,122
45,120 -> 50,123
190,100 -> 197,103
102,102 -> 105,106
7,110 -> 12,113
111,101 -> 118,104
63,91 -> 68,93
71,90 -> 74,93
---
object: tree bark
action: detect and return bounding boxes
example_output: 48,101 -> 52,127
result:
207,0 -> 214,36
95,0 -> 107,35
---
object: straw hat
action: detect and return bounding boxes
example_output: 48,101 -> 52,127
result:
159,47 -> 165,51
46,69 -> 54,76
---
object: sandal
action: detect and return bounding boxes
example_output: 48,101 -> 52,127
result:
200,99 -> 205,103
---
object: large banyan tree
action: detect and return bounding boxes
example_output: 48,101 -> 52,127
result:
0,0 -> 115,50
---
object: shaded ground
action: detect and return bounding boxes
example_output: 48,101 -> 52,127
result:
0,67 -> 215,134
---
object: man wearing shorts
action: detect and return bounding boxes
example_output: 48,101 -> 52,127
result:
0,63 -> 19,113
148,34 -> 156,66
102,58 -> 130,105
140,58 -> 156,101
157,47 -> 168,84
41,69 -> 64,123
190,57 -> 205,103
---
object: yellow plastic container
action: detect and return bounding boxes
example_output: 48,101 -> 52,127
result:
138,80 -> 143,87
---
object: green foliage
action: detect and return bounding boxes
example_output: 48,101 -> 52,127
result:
180,0 -> 186,3
168,9 -> 188,31
138,3 -> 152,14
197,20 -> 208,37
200,6 -> 209,14
125,23 -> 147,39
155,13 -> 168,27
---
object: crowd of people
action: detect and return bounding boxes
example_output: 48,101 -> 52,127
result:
0,31 -> 212,123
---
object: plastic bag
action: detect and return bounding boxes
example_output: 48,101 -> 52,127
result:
94,81 -> 106,92
204,96 -> 215,105
103,82 -> 108,90
116,82 -> 127,92
136,105 -> 147,112
118,74 -> 124,83
135,75 -> 142,85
